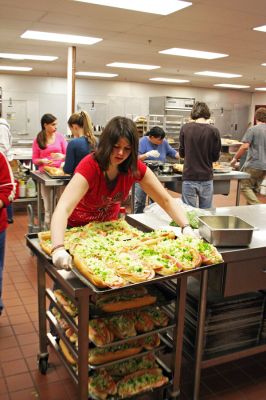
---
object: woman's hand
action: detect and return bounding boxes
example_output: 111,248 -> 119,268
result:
50,152 -> 65,160
41,158 -> 53,164
52,248 -> 73,270
181,225 -> 196,237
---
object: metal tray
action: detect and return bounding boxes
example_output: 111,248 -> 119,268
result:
44,170 -> 71,180
213,168 -> 232,173
91,356 -> 173,400
71,261 -> 220,294
88,333 -> 172,370
26,233 -> 223,295
90,282 -> 176,317
198,215 -> 255,247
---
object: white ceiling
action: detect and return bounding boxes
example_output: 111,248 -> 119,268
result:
1,0 -> 266,92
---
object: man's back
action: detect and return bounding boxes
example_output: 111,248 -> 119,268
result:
179,122 -> 221,181
242,124 -> 266,170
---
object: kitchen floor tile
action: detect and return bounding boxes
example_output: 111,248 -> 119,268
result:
5,372 -> 34,392
2,359 -> 29,377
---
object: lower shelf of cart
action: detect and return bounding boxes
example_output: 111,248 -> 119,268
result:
46,306 -> 175,358
89,334 -> 173,370
47,332 -> 78,385
48,333 -> 173,399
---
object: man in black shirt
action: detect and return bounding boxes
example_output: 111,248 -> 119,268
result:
179,102 -> 221,208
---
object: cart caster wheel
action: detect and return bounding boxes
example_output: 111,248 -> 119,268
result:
39,357 -> 48,374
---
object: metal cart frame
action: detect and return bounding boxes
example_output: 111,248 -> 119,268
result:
26,234 -> 222,400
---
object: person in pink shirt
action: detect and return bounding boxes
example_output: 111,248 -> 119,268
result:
32,114 -> 67,227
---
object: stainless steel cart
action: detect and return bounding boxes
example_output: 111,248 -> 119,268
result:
30,171 -> 70,232
26,233 -> 223,400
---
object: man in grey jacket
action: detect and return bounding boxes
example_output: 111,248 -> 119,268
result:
231,107 -> 266,204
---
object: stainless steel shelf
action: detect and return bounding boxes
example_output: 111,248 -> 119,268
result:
14,196 -> 37,203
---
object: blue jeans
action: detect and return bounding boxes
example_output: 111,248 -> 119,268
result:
7,204 -> 13,221
134,183 -> 147,214
182,180 -> 213,209
0,230 -> 6,312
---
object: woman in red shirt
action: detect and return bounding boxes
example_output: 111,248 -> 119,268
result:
50,116 -> 192,269
0,152 -> 16,314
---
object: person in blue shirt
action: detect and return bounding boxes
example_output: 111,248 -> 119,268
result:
63,111 -> 97,175
134,126 -> 179,213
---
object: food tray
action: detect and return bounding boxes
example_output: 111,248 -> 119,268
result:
44,170 -> 71,180
71,262 -> 218,294
89,282 -> 176,317
91,357 -> 173,400
88,333 -> 172,370
213,168 -> 232,173
198,215 -> 255,247
26,233 -> 223,295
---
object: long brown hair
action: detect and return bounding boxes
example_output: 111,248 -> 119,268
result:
68,111 -> 96,147
37,113 -> 57,149
95,116 -> 139,176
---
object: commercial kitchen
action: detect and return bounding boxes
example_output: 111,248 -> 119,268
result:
0,1 -> 266,400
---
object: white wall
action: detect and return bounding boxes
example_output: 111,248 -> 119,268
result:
0,74 -> 253,138
251,92 -> 266,120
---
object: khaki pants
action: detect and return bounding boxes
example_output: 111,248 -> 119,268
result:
41,185 -> 65,226
241,167 -> 266,204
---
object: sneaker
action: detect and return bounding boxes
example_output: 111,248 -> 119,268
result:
8,219 -> 14,224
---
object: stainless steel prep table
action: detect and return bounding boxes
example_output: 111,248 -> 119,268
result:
30,170 -> 70,231
131,170 -> 250,212
126,204 -> 266,400
26,232 -> 223,400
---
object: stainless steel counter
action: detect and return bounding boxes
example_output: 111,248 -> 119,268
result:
131,170 -> 250,212
161,170 -> 250,202
30,171 -> 71,231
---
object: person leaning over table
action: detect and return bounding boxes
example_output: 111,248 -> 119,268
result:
50,116 -> 194,270
63,110 -> 97,175
32,113 -> 68,228
179,101 -> 221,209
231,107 -> 266,205
0,151 -> 16,315
134,126 -> 180,213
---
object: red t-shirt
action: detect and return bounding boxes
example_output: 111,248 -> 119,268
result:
68,154 -> 147,226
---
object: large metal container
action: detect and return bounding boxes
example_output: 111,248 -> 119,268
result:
198,215 -> 255,247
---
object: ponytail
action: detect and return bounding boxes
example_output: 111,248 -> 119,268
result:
36,130 -> 47,149
68,111 -> 96,147
80,111 -> 97,147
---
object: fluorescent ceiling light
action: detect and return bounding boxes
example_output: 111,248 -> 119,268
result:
76,71 -> 118,77
214,84 -> 250,89
195,71 -> 242,78
0,66 -> 32,71
0,53 -> 57,61
253,25 -> 266,32
255,87 -> 266,91
21,30 -> 102,45
74,0 -> 192,15
107,62 -> 160,70
159,48 -> 228,59
261,63 -> 266,66
149,77 -> 189,83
